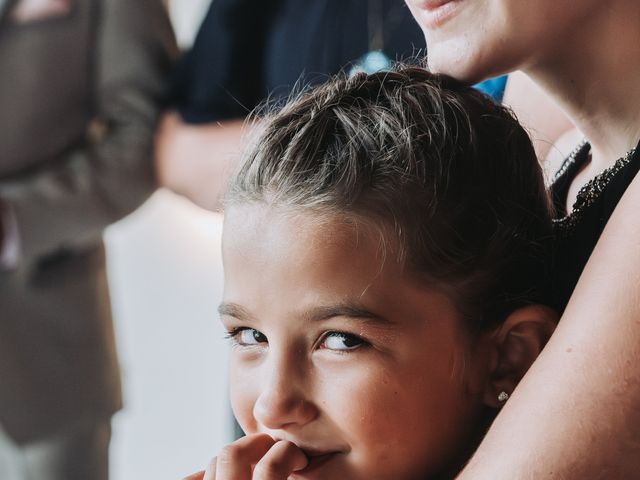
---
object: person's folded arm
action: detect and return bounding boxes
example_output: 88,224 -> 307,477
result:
155,113 -> 248,212
156,0 -> 273,212
457,170 -> 640,479
0,0 -> 177,264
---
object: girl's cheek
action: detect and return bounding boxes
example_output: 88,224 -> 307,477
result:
318,358 -> 397,419
229,363 -> 260,433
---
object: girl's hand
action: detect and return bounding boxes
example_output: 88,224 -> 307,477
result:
183,433 -> 308,480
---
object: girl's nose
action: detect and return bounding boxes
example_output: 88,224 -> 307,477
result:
253,362 -> 319,430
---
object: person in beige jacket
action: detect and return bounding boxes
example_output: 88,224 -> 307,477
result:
0,1 -> 176,478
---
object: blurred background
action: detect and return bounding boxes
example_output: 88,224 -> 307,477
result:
106,2 -> 231,479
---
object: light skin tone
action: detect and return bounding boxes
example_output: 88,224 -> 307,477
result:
406,0 -> 640,477
501,72 -> 574,165
9,0 -> 71,24
185,203 -> 555,480
155,113 -> 249,211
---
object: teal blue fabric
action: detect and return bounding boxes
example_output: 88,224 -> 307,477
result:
474,76 -> 508,102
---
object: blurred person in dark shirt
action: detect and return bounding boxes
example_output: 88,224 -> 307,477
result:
157,0 -> 425,211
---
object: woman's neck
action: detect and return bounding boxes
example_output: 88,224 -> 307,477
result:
525,1 -> 640,168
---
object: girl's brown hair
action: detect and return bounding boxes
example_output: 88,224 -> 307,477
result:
227,66 -> 553,331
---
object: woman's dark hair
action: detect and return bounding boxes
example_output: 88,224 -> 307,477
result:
227,66 -> 553,331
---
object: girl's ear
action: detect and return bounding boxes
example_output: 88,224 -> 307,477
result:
483,305 -> 557,408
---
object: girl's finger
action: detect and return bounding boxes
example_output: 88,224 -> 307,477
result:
252,440 -> 308,480
182,470 -> 205,480
202,456 -> 216,480
214,433 -> 276,480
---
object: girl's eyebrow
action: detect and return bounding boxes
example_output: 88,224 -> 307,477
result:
218,302 -> 255,322
307,304 -> 392,325
218,302 -> 392,325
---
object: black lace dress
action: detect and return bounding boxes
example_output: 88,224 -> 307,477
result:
550,140 -> 640,312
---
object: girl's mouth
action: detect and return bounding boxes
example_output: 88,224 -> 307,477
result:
292,451 -> 339,479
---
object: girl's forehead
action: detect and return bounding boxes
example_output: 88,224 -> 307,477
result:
223,202 -> 396,255
223,204 -> 385,274
221,203 -> 463,332
222,202 -> 444,305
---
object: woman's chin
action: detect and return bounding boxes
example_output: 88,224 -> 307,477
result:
426,50 -> 484,84
426,40 -> 508,85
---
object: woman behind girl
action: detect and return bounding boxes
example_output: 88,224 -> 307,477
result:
186,66 -> 557,479
406,1 -> 640,477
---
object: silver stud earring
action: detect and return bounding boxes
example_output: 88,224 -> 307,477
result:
498,391 -> 509,403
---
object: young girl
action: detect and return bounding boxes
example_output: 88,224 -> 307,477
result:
186,66 -> 557,479
406,1 -> 640,477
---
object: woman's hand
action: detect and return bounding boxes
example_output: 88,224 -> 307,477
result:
183,434 -> 308,480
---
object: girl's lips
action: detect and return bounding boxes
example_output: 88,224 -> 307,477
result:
410,0 -> 464,29
293,452 -> 337,478
301,447 -> 335,457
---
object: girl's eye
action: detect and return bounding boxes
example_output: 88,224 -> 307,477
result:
320,332 -> 366,351
226,328 -> 268,346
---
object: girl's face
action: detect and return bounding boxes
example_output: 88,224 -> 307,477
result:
405,0 -> 602,83
221,204 -> 495,480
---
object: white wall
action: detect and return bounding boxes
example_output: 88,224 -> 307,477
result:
106,3 -> 232,479
106,191 -> 233,480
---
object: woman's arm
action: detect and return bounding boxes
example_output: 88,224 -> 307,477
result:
458,171 -> 640,479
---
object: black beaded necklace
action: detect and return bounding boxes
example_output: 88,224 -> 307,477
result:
553,140 -> 637,232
